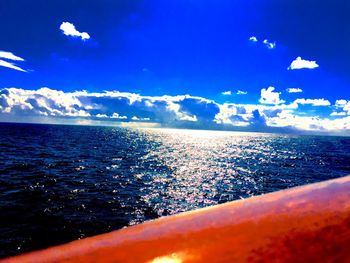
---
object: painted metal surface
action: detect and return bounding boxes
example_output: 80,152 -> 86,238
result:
2,175 -> 350,263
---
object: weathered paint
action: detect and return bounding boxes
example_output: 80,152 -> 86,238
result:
2,175 -> 350,263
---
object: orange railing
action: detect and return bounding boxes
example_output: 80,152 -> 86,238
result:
2,175 -> 350,262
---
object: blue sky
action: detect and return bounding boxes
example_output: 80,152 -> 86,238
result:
1,0 -> 350,134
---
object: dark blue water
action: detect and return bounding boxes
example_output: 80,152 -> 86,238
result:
1,123 -> 350,258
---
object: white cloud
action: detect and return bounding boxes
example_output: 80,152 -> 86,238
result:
259,86 -> 285,105
0,51 -> 25,61
335,100 -> 347,106
263,39 -> 276,49
213,101 -> 350,133
96,114 -> 108,118
178,114 -> 197,122
0,87 -> 87,116
165,101 -> 199,122
60,22 -> 90,41
334,100 -> 350,115
131,116 -> 150,121
0,88 -> 206,124
221,90 -> 232,95
0,60 -> 27,72
0,50 -> 27,72
249,36 -> 258,42
267,112 -> 350,132
330,112 -> 346,117
293,98 -> 330,106
214,104 -> 250,126
111,113 -> 127,119
288,57 -> 319,70
286,88 -> 303,93
249,37 -> 276,49
236,90 -> 247,95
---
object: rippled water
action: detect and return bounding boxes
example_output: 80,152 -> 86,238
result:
1,123 -> 350,258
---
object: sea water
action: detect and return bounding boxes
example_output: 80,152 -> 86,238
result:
1,123 -> 350,257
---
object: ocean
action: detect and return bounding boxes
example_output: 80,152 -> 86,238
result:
1,122 -> 350,258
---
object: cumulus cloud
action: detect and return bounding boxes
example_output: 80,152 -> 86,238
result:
95,114 -> 108,118
286,88 -> 303,93
111,113 -> 128,119
259,86 -> 285,105
0,50 -> 27,72
214,101 -> 350,133
263,39 -> 276,49
236,90 -> 247,95
214,103 -> 253,127
288,57 -> 319,70
335,100 -> 348,107
1,87 -> 350,134
334,99 -> 350,115
131,116 -> 150,121
249,36 -> 258,42
335,100 -> 347,107
221,90 -> 232,95
60,22 -> 90,41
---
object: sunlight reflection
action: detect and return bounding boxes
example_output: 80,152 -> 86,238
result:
133,128 -> 276,219
149,253 -> 183,263
142,127 -> 266,138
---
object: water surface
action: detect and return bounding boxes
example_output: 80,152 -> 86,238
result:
1,123 -> 349,258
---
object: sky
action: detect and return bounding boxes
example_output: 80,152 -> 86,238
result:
1,0 -> 350,135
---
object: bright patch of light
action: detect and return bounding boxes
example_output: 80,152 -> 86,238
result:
149,253 -> 183,263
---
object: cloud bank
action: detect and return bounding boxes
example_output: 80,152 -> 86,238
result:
1,87 -> 349,135
60,22 -> 90,41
